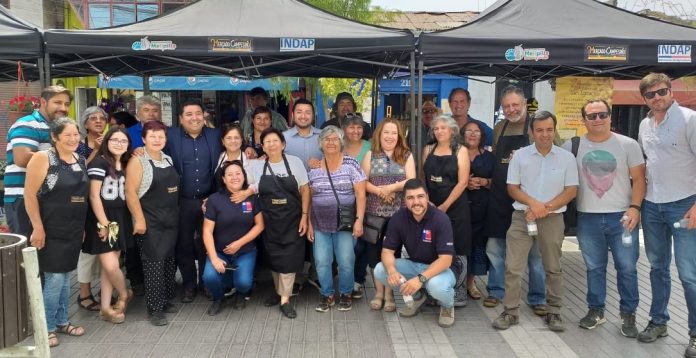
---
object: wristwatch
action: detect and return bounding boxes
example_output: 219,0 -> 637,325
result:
418,274 -> 428,284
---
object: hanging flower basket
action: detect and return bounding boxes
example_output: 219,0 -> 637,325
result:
6,111 -> 31,125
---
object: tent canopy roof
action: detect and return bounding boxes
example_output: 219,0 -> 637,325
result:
44,0 -> 415,79
419,0 -> 696,81
0,5 -> 42,59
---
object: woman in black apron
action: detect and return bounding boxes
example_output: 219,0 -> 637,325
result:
422,115 -> 472,308
125,121 -> 180,326
252,128 -> 309,319
24,118 -> 89,348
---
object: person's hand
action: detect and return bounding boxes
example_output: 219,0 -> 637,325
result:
622,207 -> 641,231
230,189 -> 252,204
382,192 -> 395,205
298,215 -> 308,236
133,219 -> 146,235
525,209 -> 536,222
528,200 -> 549,219
387,271 -> 403,287
211,256 -> 226,274
400,277 -> 423,296
201,198 -> 208,214
133,147 -> 145,157
308,158 -> 322,169
30,227 -> 46,249
244,147 -> 257,159
307,221 -> 314,242
223,241 -> 241,255
352,219 -> 363,238
98,224 -> 109,241
437,203 -> 450,213
95,134 -> 104,147
467,176 -> 483,190
684,204 -> 696,229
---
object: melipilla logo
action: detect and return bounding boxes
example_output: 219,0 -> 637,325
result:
131,36 -> 177,51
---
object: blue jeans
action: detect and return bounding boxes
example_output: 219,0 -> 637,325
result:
313,230 -> 356,297
486,237 -> 546,304
374,259 -> 456,308
43,272 -> 71,332
642,195 -> 696,331
202,249 -> 256,301
577,212 -> 639,313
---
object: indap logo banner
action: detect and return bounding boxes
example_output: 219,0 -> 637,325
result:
280,38 -> 316,52
657,45 -> 692,63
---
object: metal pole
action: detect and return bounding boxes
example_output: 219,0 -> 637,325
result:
22,247 -> 49,358
409,51 -> 416,152
416,60 -> 424,173
43,52 -> 51,87
371,76 -> 378,126
38,57 -> 46,89
143,75 -> 150,95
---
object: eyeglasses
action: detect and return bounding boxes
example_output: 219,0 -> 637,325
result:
108,138 -> 129,145
88,116 -> 106,121
422,109 -> 437,114
643,87 -> 670,99
323,137 -> 341,143
584,112 -> 610,121
464,129 -> 481,136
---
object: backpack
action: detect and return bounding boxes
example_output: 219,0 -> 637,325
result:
563,136 -> 580,236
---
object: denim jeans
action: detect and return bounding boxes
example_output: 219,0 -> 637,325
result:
43,271 -> 71,332
313,230 -> 356,297
485,237 -> 546,305
642,195 -> 696,331
577,212 -> 639,313
202,249 -> 256,301
373,259 -> 456,308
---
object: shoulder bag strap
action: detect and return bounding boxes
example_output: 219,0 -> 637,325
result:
324,157 -> 342,206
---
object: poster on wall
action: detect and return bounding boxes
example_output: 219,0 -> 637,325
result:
554,77 -> 614,139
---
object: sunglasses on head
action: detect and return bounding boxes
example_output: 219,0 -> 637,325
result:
643,87 -> 670,99
585,112 -> 610,121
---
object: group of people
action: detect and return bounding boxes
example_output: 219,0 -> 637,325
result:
4,73 -> 695,357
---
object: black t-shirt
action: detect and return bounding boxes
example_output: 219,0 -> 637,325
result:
87,156 -> 125,210
383,205 -> 455,264
204,190 -> 261,254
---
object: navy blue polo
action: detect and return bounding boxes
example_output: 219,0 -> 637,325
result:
383,205 -> 455,265
180,130 -> 213,199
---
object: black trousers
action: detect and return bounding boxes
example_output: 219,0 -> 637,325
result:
175,198 -> 206,290
125,243 -> 144,286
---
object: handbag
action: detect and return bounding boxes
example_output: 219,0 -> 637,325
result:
325,158 -> 356,232
361,213 -> 388,244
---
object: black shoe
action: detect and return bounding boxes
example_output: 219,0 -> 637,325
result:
163,301 -> 178,314
224,287 -> 236,298
315,295 -> 335,312
280,302 -> 297,319
181,288 -> 196,303
207,300 -> 223,316
291,283 -> 303,296
232,293 -> 247,310
131,283 -> 145,297
150,312 -> 168,326
337,294 -> 353,311
264,294 -> 281,307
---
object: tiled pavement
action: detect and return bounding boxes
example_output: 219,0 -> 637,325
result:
19,234 -> 691,357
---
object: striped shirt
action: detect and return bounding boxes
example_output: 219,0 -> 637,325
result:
4,111 -> 52,203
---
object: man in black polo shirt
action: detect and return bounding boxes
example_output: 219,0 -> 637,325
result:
374,179 -> 456,328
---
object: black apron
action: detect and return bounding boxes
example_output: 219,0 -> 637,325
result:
38,152 -> 89,273
137,159 -> 180,261
258,155 -> 305,273
485,116 -> 531,239
423,145 -> 472,255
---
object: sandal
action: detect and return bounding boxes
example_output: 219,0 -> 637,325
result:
48,332 -> 59,348
113,289 -> 133,314
467,282 -> 482,300
56,323 -> 85,337
369,295 -> 384,310
77,294 -> 100,311
100,307 -> 125,324
383,297 -> 396,312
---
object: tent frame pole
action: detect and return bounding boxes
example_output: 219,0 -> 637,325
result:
409,51 -> 416,152
416,59 -> 424,173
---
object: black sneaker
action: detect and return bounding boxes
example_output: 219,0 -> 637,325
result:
685,335 -> 696,358
315,295 -> 335,312
637,321 -> 668,343
579,308 -> 606,330
337,294 -> 353,311
232,293 -> 247,310
207,300 -> 223,316
280,302 -> 297,319
264,294 -> 281,307
351,283 -> 364,299
150,312 -> 168,326
619,311 -> 638,338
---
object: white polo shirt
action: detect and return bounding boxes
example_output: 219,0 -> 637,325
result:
507,144 -> 579,213
638,101 -> 696,203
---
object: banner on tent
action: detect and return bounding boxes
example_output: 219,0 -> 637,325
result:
98,75 -> 299,91
554,77 -> 613,139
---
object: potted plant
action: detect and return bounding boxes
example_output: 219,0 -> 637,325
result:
6,95 -> 40,124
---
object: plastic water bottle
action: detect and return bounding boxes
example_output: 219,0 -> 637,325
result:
674,218 -> 690,229
621,216 -> 632,247
527,220 -> 538,236
399,277 -> 414,307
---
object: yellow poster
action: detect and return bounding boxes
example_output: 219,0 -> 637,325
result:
554,77 -> 614,139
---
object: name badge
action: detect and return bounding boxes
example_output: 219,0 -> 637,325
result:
429,175 -> 443,183
71,163 -> 82,172
167,186 -> 178,194
242,201 -> 253,213
501,158 -> 511,164
271,198 -> 287,205
70,196 -> 85,203
422,229 -> 432,243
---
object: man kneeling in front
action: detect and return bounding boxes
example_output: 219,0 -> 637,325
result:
374,178 -> 456,327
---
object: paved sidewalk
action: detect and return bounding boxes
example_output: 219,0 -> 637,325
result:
19,235 -> 691,357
